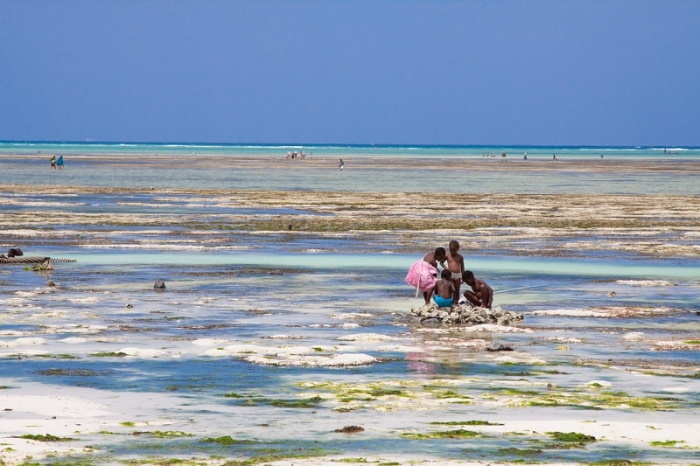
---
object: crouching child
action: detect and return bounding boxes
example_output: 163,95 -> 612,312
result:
433,269 -> 455,308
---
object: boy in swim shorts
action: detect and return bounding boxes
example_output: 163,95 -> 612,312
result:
446,240 -> 465,304
433,269 -> 455,308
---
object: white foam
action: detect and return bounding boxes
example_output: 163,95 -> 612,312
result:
337,333 -> 394,341
1,337 -> 48,348
191,338 -> 229,346
60,337 -> 89,344
528,309 -> 609,317
616,279 -> 674,287
118,347 -> 169,358
461,324 -> 533,333
244,352 -> 377,367
623,332 -> 645,341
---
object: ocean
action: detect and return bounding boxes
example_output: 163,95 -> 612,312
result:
2,141 -> 700,194
3,140 -> 700,161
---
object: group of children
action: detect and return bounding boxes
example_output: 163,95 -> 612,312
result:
405,240 -> 493,309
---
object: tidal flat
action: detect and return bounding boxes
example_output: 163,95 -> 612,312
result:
0,152 -> 699,465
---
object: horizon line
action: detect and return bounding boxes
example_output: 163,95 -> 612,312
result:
1,140 -> 697,150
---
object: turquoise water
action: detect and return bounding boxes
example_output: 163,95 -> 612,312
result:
31,251 -> 699,281
2,141 -> 699,194
2,140 -> 700,159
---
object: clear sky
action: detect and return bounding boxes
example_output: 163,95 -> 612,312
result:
1,0 -> 699,146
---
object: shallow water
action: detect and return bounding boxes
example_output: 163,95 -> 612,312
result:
2,241 -> 699,463
1,147 -> 699,465
3,143 -> 700,194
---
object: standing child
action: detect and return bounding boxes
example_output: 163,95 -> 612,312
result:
446,240 -> 465,303
461,270 -> 493,309
433,269 -> 455,307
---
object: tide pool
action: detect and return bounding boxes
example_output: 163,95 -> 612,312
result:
35,251 -> 700,282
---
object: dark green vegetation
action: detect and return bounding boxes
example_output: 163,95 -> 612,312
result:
223,392 -> 324,408
431,420 -> 504,426
402,429 -> 481,439
547,431 -> 597,443
16,434 -> 76,442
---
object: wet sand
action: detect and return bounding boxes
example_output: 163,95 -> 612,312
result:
2,184 -> 699,259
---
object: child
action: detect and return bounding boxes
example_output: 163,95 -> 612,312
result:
433,269 -> 455,308
445,240 -> 465,303
405,247 -> 447,304
461,270 -> 493,309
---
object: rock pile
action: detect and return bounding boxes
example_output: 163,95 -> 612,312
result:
411,303 -> 523,326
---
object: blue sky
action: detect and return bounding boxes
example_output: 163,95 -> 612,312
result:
1,0 -> 699,145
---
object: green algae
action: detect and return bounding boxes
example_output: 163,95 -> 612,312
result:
223,392 -> 324,408
585,461 -> 653,465
496,388 -> 542,396
36,458 -> 99,466
367,388 -> 408,397
547,432 -> 596,443
120,457 -> 235,465
268,396 -> 324,408
31,353 -> 79,360
649,440 -> 684,447
202,436 -> 257,446
433,390 -> 471,399
90,351 -> 128,357
431,420 -> 503,426
132,431 -> 194,438
294,378 -> 684,412
504,387 -> 684,410
402,429 -> 481,439
16,434 -> 76,442
497,447 -> 543,456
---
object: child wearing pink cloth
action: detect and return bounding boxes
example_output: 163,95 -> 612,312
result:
405,247 -> 447,304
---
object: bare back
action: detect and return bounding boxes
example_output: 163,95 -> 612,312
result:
434,279 -> 455,299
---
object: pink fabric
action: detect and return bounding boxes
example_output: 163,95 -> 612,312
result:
405,260 -> 438,292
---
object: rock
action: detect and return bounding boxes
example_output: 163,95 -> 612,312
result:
7,248 -> 23,258
154,278 -> 166,290
411,303 -> 522,327
486,343 -> 514,352
334,425 -> 364,434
